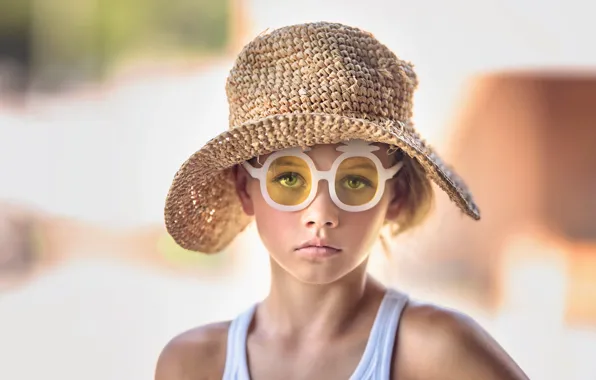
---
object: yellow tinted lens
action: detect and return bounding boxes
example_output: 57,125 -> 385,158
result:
266,156 -> 312,206
335,157 -> 379,206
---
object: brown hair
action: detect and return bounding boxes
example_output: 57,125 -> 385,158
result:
377,149 -> 434,256
390,154 -> 434,236
385,148 -> 435,235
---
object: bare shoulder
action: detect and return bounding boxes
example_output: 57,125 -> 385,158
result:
155,321 -> 231,380
393,301 -> 529,380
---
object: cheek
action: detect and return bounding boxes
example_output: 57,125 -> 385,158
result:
342,190 -> 391,241
345,206 -> 386,236
250,188 -> 298,248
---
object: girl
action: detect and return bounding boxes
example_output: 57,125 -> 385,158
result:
156,22 -> 528,380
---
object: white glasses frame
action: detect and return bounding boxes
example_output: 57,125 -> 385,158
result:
241,140 -> 404,212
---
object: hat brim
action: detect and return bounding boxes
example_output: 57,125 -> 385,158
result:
164,112 -> 480,253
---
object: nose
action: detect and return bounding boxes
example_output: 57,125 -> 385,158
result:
301,181 -> 339,229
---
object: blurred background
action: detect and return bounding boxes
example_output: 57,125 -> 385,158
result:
1,0 -> 595,379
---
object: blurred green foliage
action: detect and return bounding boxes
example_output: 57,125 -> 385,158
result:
0,0 -> 32,31
97,0 -> 229,60
0,0 -> 230,89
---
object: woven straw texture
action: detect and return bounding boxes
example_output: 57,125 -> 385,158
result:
164,22 -> 480,253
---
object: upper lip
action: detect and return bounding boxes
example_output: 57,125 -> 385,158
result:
295,238 -> 341,251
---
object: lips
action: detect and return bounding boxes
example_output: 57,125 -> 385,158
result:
294,238 -> 342,259
295,238 -> 341,251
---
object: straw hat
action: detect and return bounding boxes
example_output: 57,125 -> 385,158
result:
164,21 -> 480,253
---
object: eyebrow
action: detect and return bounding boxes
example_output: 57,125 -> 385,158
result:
273,158 -> 304,167
268,154 -> 390,173
273,158 -> 379,172
340,161 -> 376,171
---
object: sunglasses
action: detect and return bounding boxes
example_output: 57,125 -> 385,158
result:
242,140 -> 403,212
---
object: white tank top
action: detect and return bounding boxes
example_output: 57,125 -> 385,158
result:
222,288 -> 409,380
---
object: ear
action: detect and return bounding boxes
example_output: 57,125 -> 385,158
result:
233,165 -> 255,216
385,177 -> 405,221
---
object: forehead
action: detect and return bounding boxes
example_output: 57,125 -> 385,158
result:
254,142 -> 395,166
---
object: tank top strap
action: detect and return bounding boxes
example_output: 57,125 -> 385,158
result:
374,289 -> 409,379
222,304 -> 256,380
350,288 -> 410,380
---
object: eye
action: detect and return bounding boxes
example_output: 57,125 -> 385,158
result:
273,172 -> 305,188
342,175 -> 372,190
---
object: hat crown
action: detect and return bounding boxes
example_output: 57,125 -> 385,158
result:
225,22 -> 418,129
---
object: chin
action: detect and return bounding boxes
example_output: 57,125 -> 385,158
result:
291,269 -> 350,285
283,255 -> 365,285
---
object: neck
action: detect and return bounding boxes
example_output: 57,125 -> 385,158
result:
259,258 -> 385,340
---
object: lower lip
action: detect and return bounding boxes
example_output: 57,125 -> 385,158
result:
295,246 -> 341,259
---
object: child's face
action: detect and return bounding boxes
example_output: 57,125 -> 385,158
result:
236,143 -> 402,285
